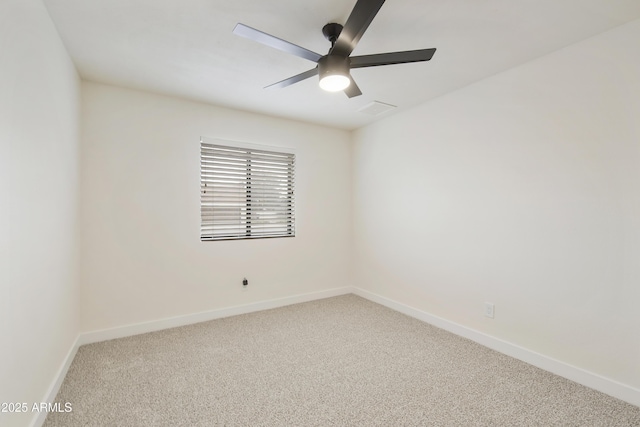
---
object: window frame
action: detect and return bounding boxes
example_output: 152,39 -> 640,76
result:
200,137 -> 296,242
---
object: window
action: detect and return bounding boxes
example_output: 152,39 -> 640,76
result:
200,139 -> 295,241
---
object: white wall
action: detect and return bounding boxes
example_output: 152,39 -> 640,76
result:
352,19 -> 640,392
80,82 -> 352,332
0,1 -> 80,426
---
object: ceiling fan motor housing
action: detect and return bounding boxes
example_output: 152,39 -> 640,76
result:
318,55 -> 350,80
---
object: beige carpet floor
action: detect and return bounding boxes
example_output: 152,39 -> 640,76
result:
45,294 -> 640,426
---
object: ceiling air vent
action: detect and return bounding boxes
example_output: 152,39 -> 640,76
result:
357,101 -> 397,116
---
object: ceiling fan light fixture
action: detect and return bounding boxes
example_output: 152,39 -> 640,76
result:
319,74 -> 350,92
318,55 -> 350,92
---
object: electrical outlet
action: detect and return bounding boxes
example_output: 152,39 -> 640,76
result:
484,302 -> 495,319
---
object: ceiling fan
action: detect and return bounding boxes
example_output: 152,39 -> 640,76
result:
232,0 -> 436,98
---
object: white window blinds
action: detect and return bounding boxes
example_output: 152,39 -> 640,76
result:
200,141 -> 295,241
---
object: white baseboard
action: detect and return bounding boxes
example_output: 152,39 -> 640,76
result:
79,286 -> 352,345
30,335 -> 81,427
352,287 -> 640,407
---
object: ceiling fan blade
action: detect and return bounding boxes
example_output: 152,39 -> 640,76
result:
330,0 -> 386,58
344,76 -> 362,98
350,48 -> 436,68
265,68 -> 319,89
233,23 -> 322,63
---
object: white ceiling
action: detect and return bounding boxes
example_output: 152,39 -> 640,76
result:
43,0 -> 640,130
